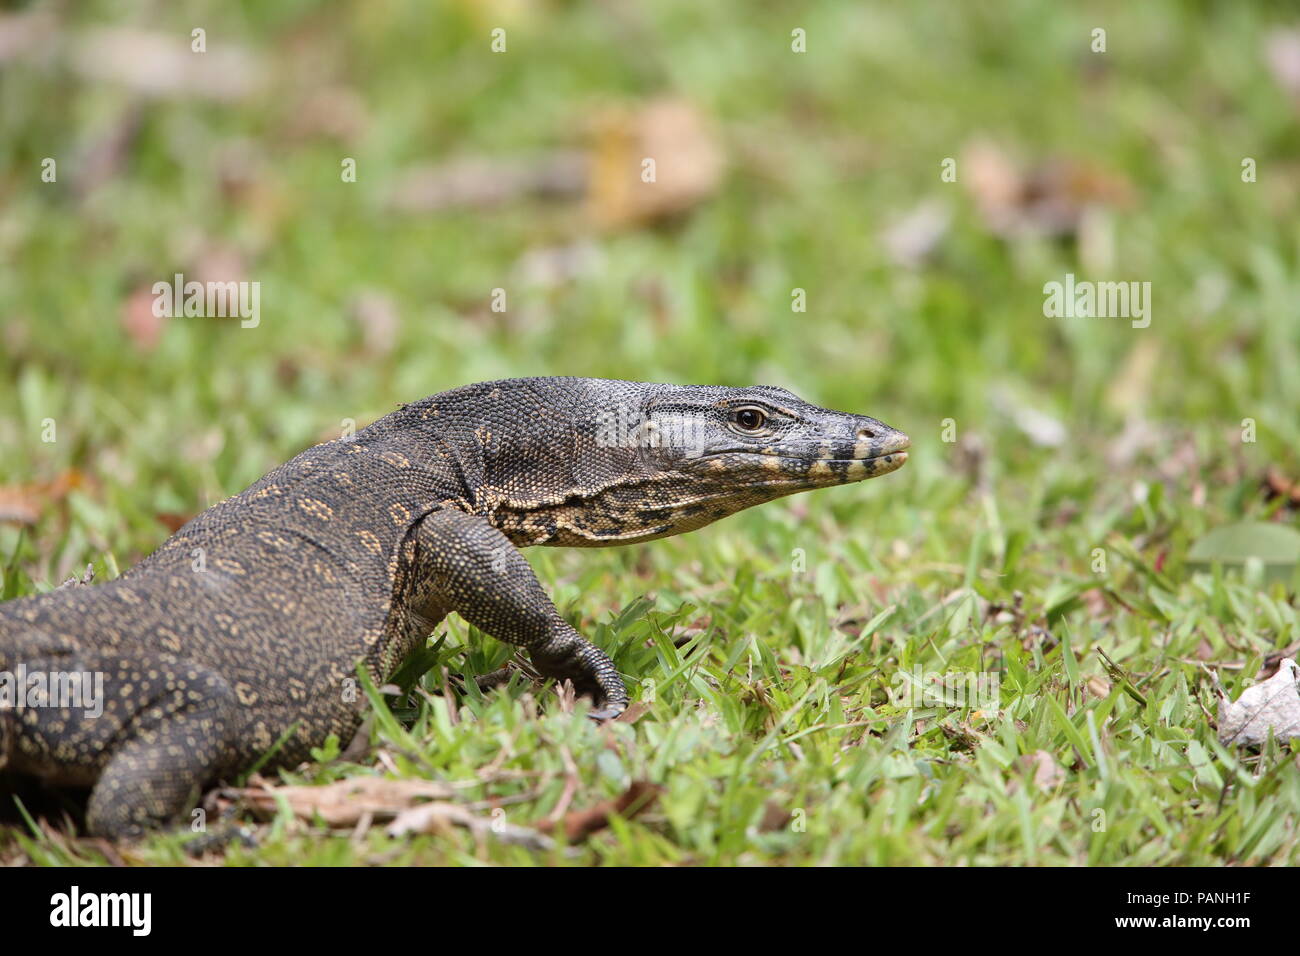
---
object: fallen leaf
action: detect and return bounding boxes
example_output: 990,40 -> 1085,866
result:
1218,658 -> 1300,747
1081,588 -> 1110,618
387,152 -> 587,213
0,488 -> 39,525
349,291 -> 400,356
615,701 -> 651,724
0,11 -> 56,64
1105,415 -> 1163,470
155,512 -> 193,533
1086,675 -> 1112,699
283,85 -> 368,143
121,283 -> 168,352
385,802 -> 555,850
880,199 -> 952,268
587,98 -> 724,228
1265,30 -> 1300,103
963,139 -> 1133,239
193,244 -> 249,298
229,776 -> 456,827
515,240 -> 604,287
1020,750 -> 1065,790
73,102 -> 145,201
71,27 -> 266,101
0,470 -> 87,526
758,800 -> 792,833
537,780 -> 660,843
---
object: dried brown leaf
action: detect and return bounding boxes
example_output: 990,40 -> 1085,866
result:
963,139 -> 1133,239
1020,750 -> 1065,790
388,153 -> 586,213
121,283 -> 168,352
228,776 -> 456,827
0,470 -> 88,526
72,28 -> 265,101
537,779 -> 661,843
1265,30 -> 1300,103
587,99 -> 724,228
385,801 -> 555,850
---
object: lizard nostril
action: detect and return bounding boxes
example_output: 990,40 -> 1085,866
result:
856,426 -> 877,440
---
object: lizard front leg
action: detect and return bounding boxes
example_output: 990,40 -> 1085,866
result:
414,508 -> 628,719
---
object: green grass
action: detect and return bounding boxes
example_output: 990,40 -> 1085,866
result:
3,0 -> 1300,865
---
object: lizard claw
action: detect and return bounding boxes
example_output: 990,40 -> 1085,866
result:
586,703 -> 627,723
183,822 -> 258,856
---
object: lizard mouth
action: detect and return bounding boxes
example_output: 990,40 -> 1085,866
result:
860,451 -> 907,476
777,430 -> 911,476
791,452 -> 909,479
741,449 -> 909,483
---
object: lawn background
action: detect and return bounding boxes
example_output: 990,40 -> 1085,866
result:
3,0 -> 1300,864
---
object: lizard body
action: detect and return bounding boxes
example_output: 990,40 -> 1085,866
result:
0,377 -> 908,837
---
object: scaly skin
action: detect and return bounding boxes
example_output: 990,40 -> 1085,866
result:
0,377 -> 909,837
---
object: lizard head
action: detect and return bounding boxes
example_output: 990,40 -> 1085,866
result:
621,383 -> 910,535
431,378 -> 909,547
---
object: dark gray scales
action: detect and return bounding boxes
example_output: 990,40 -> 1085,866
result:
0,377 -> 909,837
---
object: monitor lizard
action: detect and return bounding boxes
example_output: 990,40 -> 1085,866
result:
0,377 -> 909,837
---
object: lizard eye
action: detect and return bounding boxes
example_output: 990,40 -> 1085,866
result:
732,407 -> 767,431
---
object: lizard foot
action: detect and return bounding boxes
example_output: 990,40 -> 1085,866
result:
586,703 -> 627,722
530,633 -> 629,719
183,821 -> 258,856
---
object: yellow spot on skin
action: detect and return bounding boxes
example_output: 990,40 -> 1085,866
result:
357,530 -> 382,554
257,530 -> 293,550
389,503 -> 411,526
845,460 -> 868,480
853,439 -> 872,460
808,461 -> 832,479
298,498 -> 335,521
380,451 -> 411,468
